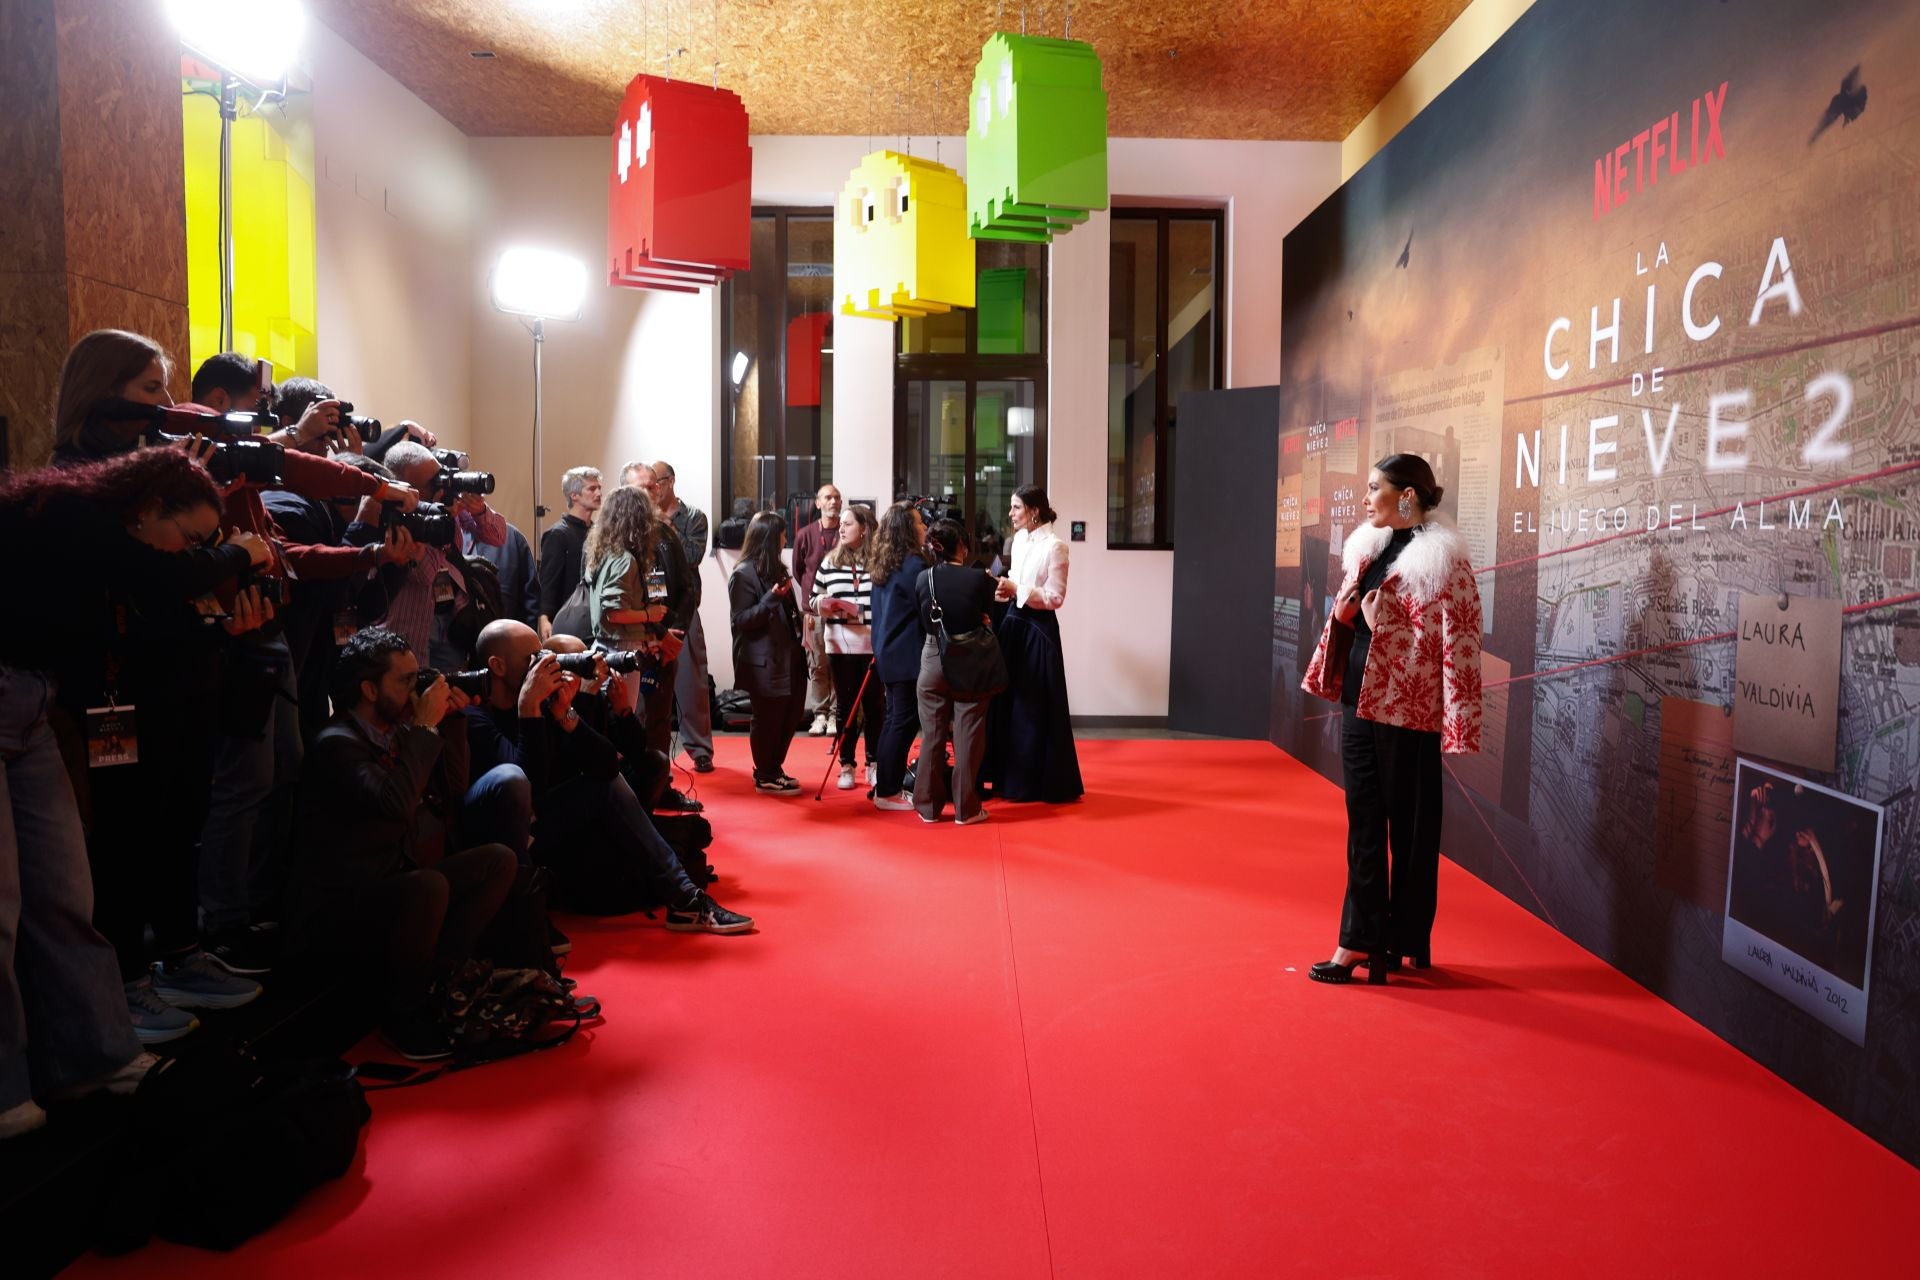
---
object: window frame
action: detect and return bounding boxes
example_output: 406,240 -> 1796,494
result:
891,246 -> 1050,535
1108,205 -> 1227,551
719,206 -> 834,519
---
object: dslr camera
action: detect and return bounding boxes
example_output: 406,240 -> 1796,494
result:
435,467 -> 495,499
415,667 -> 489,697
336,401 -> 382,444
379,499 -> 458,548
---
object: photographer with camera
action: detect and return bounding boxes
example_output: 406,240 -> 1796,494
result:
285,628 -> 517,1060
359,441 -> 505,672
462,621 -> 751,931
451,473 -> 540,631
2,448 -> 271,1065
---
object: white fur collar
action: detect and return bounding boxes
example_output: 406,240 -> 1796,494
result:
1341,520 -> 1470,604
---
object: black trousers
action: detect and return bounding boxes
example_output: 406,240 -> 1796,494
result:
827,654 -> 882,765
1338,704 -> 1443,955
302,844 -> 517,1016
746,689 -> 808,783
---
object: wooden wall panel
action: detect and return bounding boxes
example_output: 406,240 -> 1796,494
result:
1,0 -> 68,468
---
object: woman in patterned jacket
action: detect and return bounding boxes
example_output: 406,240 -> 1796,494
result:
1301,454 -> 1483,984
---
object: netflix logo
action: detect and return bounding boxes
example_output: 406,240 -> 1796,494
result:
1593,81 -> 1728,220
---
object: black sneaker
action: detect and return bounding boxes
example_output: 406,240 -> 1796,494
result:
754,775 -> 801,795
664,893 -> 755,934
549,922 -> 573,956
654,787 -> 705,813
202,926 -> 276,976
382,1013 -> 453,1061
691,757 -> 716,774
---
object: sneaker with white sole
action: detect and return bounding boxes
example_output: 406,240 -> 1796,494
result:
755,774 -> 802,795
664,893 -> 755,934
125,977 -> 199,1044
825,715 -> 838,737
873,792 -> 915,811
954,810 -> 990,826
865,762 -> 878,786
808,712 -> 828,736
151,953 -> 263,1009
1,1099 -> 47,1141
837,765 -> 856,790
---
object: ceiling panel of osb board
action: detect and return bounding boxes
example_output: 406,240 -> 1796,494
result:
307,0 -> 1474,140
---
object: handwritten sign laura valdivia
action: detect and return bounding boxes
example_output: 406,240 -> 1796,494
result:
1733,592 -> 1841,772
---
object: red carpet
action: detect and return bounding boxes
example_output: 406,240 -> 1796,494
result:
68,739 -> 1919,1277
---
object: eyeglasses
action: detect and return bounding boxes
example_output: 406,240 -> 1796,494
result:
167,515 -> 225,549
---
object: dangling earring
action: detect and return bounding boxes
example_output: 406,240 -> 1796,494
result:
1397,493 -> 1414,520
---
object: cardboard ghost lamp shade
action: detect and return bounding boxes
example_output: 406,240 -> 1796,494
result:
966,32 -> 1108,244
836,150 -> 976,321
607,75 -> 752,293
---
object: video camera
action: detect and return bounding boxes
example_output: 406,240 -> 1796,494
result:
379,499 -> 458,548
92,398 -> 287,487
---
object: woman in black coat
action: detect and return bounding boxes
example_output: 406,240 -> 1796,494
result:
727,512 -> 807,794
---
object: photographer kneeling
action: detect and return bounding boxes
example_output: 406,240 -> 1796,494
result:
286,628 -> 516,1060
462,621 -> 751,933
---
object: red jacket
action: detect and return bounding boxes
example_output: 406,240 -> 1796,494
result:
196,409 -> 385,583
1302,521 -> 1484,754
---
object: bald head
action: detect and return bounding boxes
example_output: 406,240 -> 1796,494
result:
542,634 -> 586,655
477,619 -> 542,708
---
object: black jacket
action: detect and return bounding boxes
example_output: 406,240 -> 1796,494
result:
917,563 -> 997,640
727,560 -> 804,698
290,712 -> 470,897
463,700 -> 620,808
537,514 -> 591,620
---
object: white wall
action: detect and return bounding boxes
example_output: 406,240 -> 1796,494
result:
317,109 -> 1340,713
310,21 -> 472,434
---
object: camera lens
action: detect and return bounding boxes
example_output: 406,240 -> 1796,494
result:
601,649 -> 643,674
551,652 -> 599,676
414,668 -> 442,693
439,469 -> 495,497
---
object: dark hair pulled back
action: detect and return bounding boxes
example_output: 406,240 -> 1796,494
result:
1373,453 -> 1445,512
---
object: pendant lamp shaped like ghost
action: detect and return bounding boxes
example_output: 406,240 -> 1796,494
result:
836,150 -> 976,321
966,32 -> 1108,243
607,74 -> 752,293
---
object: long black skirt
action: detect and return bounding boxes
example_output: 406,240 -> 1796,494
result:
982,605 -> 1084,803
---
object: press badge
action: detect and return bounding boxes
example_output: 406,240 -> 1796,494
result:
86,704 -> 139,768
432,570 -> 457,607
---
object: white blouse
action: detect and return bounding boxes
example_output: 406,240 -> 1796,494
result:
1008,523 -> 1069,611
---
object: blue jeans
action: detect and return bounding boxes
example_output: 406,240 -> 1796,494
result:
874,679 -> 920,799
0,669 -> 141,1108
461,765 -> 533,864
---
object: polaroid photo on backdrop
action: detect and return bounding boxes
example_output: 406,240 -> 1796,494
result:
1721,759 -> 1885,1045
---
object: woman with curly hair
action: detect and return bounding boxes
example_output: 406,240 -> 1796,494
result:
585,484 -> 694,758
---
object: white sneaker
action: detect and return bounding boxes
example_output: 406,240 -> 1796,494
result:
865,763 -> 878,786
826,715 -> 838,736
837,765 -> 856,790
808,713 -> 828,736
1,1099 -> 47,1141
873,792 -> 915,812
954,810 -> 990,826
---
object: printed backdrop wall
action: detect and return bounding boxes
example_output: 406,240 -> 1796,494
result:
1273,0 -> 1920,1162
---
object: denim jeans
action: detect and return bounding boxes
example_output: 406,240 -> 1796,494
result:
540,774 -> 697,905
874,679 -> 920,799
461,764 -> 533,864
1,669 -> 141,1108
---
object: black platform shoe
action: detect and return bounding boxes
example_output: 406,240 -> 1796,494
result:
1383,950 -> 1432,971
1308,953 -> 1389,985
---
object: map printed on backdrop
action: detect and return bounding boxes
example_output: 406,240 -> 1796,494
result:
1271,0 -> 1920,1163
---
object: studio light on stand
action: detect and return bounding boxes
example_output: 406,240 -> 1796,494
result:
166,0 -> 307,351
490,247 -> 589,545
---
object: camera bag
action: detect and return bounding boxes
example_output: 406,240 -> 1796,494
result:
94,1053 -> 370,1253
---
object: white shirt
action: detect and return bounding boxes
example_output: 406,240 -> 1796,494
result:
1008,523 -> 1069,610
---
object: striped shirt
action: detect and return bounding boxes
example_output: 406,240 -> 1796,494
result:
811,562 -> 873,654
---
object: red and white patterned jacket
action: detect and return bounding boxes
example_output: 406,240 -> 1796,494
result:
1301,521 -> 1484,754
